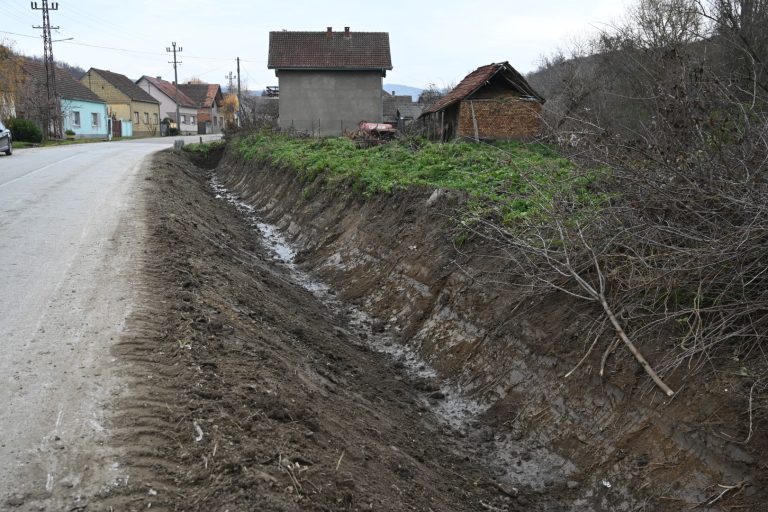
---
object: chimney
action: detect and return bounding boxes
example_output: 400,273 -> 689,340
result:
326,26 -> 332,38
156,76 -> 162,80
344,26 -> 350,38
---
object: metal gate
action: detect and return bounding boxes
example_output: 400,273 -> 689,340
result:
111,116 -> 122,138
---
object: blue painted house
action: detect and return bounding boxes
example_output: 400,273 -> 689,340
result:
21,60 -> 109,139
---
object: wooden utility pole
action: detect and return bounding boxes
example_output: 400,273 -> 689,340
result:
166,42 -> 183,131
31,0 -> 61,139
236,57 -> 242,125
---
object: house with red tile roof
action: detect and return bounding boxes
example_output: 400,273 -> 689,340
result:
268,27 -> 392,136
419,62 -> 545,141
136,76 -> 200,135
177,82 -> 225,134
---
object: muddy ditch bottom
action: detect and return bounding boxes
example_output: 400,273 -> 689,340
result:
92,150 -> 580,512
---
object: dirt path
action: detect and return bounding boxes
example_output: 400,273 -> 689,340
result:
93,150 -> 555,511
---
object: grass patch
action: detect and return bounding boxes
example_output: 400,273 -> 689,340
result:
183,140 -> 226,157
232,132 -> 605,223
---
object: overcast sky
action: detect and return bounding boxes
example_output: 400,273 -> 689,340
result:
0,0 -> 631,92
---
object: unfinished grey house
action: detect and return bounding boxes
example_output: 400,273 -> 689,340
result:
268,27 -> 393,136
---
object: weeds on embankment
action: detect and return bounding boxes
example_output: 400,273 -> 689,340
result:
230,133 -> 606,224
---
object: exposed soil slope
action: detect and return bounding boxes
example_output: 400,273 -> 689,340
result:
99,150 -> 552,511
215,148 -> 767,511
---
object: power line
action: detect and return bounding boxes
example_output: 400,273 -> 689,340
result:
0,29 -> 267,63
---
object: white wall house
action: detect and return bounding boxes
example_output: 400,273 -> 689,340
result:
136,76 -> 199,135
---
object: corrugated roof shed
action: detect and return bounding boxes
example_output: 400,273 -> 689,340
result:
21,60 -> 105,104
268,29 -> 392,71
420,62 -> 544,116
88,68 -> 159,103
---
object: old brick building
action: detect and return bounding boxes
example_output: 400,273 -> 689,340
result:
420,62 -> 545,141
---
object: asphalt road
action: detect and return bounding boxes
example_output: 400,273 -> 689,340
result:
0,135 -> 219,509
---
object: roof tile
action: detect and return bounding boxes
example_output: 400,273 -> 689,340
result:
268,30 -> 392,70
87,68 -> 159,104
138,76 -> 197,108
421,62 -> 544,116
21,60 -> 105,104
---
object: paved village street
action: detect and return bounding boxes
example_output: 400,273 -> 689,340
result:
0,137 -> 218,509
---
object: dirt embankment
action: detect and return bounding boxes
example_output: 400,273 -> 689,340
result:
99,149 -> 557,512
214,148 -> 767,511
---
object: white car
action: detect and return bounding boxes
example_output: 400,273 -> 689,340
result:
0,121 -> 12,156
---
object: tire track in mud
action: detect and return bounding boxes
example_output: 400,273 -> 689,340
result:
98,151 -> 551,511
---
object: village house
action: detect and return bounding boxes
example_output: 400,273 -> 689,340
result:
136,76 -> 199,135
268,27 -> 392,136
176,82 -> 224,134
80,68 -> 160,137
18,60 -> 108,139
382,90 -> 422,127
419,62 -> 545,141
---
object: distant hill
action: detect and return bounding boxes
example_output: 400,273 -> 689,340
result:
383,83 -> 422,101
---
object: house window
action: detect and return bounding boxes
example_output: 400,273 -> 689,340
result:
144,112 -> 149,124
191,115 -> 195,124
72,111 -> 81,127
213,116 -> 217,126
153,113 -> 158,125
134,111 -> 139,123
91,112 -> 99,127
181,114 -> 186,124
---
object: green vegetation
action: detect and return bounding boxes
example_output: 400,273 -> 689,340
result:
7,118 -> 43,143
183,140 -> 226,157
232,133 -> 604,223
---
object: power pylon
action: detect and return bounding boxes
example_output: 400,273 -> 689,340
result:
31,0 -> 61,139
225,71 -> 235,94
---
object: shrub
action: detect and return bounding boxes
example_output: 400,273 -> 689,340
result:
7,118 -> 43,143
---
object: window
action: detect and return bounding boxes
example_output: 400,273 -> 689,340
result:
91,112 -> 99,127
72,111 -> 81,127
134,111 -> 139,123
213,115 -> 217,126
153,113 -> 158,125
181,114 -> 186,124
144,112 -> 149,124
191,115 -> 195,124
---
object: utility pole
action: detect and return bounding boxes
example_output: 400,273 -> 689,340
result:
166,42 -> 182,132
31,0 -> 60,139
225,71 -> 235,94
236,57 -> 242,125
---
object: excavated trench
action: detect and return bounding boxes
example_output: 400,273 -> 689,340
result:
209,145 -> 766,511
91,146 -> 764,512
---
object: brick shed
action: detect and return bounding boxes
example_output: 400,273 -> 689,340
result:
419,62 -> 545,141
